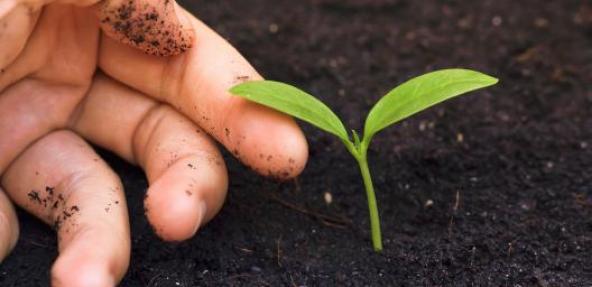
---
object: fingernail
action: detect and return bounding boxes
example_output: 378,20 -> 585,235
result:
191,200 -> 207,235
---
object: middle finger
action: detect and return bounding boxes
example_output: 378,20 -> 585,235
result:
70,73 -> 228,241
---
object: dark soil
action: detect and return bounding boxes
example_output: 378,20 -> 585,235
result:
1,0 -> 591,286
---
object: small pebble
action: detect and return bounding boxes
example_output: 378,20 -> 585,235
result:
269,23 -> 279,33
457,17 -> 472,29
424,199 -> 434,208
324,192 -> 333,205
492,16 -> 503,26
419,121 -> 427,131
534,17 -> 549,28
456,133 -> 464,143
251,266 -> 262,273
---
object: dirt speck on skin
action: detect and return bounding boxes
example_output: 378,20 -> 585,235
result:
143,192 -> 150,215
27,191 -> 41,204
265,168 -> 293,182
235,75 -> 250,84
53,202 -> 80,232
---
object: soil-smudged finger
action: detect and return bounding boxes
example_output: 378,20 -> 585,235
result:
1,131 -> 130,286
99,15 -> 309,180
0,189 -> 18,262
71,74 -> 228,241
97,0 -> 193,57
135,106 -> 228,241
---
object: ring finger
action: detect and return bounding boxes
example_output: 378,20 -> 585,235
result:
1,130 -> 130,286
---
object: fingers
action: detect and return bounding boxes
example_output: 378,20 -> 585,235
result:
0,188 -> 18,262
1,131 -> 130,286
71,73 -> 227,241
99,8 -> 309,180
97,0 -> 193,56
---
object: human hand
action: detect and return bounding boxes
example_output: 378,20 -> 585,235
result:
0,0 -> 308,285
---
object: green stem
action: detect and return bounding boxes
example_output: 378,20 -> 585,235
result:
357,152 -> 383,252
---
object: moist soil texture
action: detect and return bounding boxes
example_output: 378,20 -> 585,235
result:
1,0 -> 591,286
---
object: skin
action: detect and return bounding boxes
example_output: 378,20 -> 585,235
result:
0,0 -> 308,285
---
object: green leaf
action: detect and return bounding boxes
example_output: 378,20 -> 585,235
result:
230,80 -> 350,141
363,69 -> 498,142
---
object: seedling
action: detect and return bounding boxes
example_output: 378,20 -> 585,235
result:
230,69 -> 498,252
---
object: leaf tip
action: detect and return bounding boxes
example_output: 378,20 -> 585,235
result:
487,75 -> 500,86
478,72 -> 500,87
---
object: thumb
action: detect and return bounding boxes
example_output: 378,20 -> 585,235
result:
97,0 -> 193,57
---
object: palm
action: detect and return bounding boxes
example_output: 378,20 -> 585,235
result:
0,1 -> 307,286
1,5 -> 97,173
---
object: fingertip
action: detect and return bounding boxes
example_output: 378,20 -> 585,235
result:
144,157 -> 226,241
145,185 -> 206,241
230,102 -> 309,180
52,253 -> 116,287
97,0 -> 193,56
0,190 -> 18,262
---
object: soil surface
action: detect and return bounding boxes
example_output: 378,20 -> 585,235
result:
1,0 -> 591,286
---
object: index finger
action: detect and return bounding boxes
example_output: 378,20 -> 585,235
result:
99,5 -> 308,180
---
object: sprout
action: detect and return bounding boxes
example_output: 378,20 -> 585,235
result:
230,69 -> 499,251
